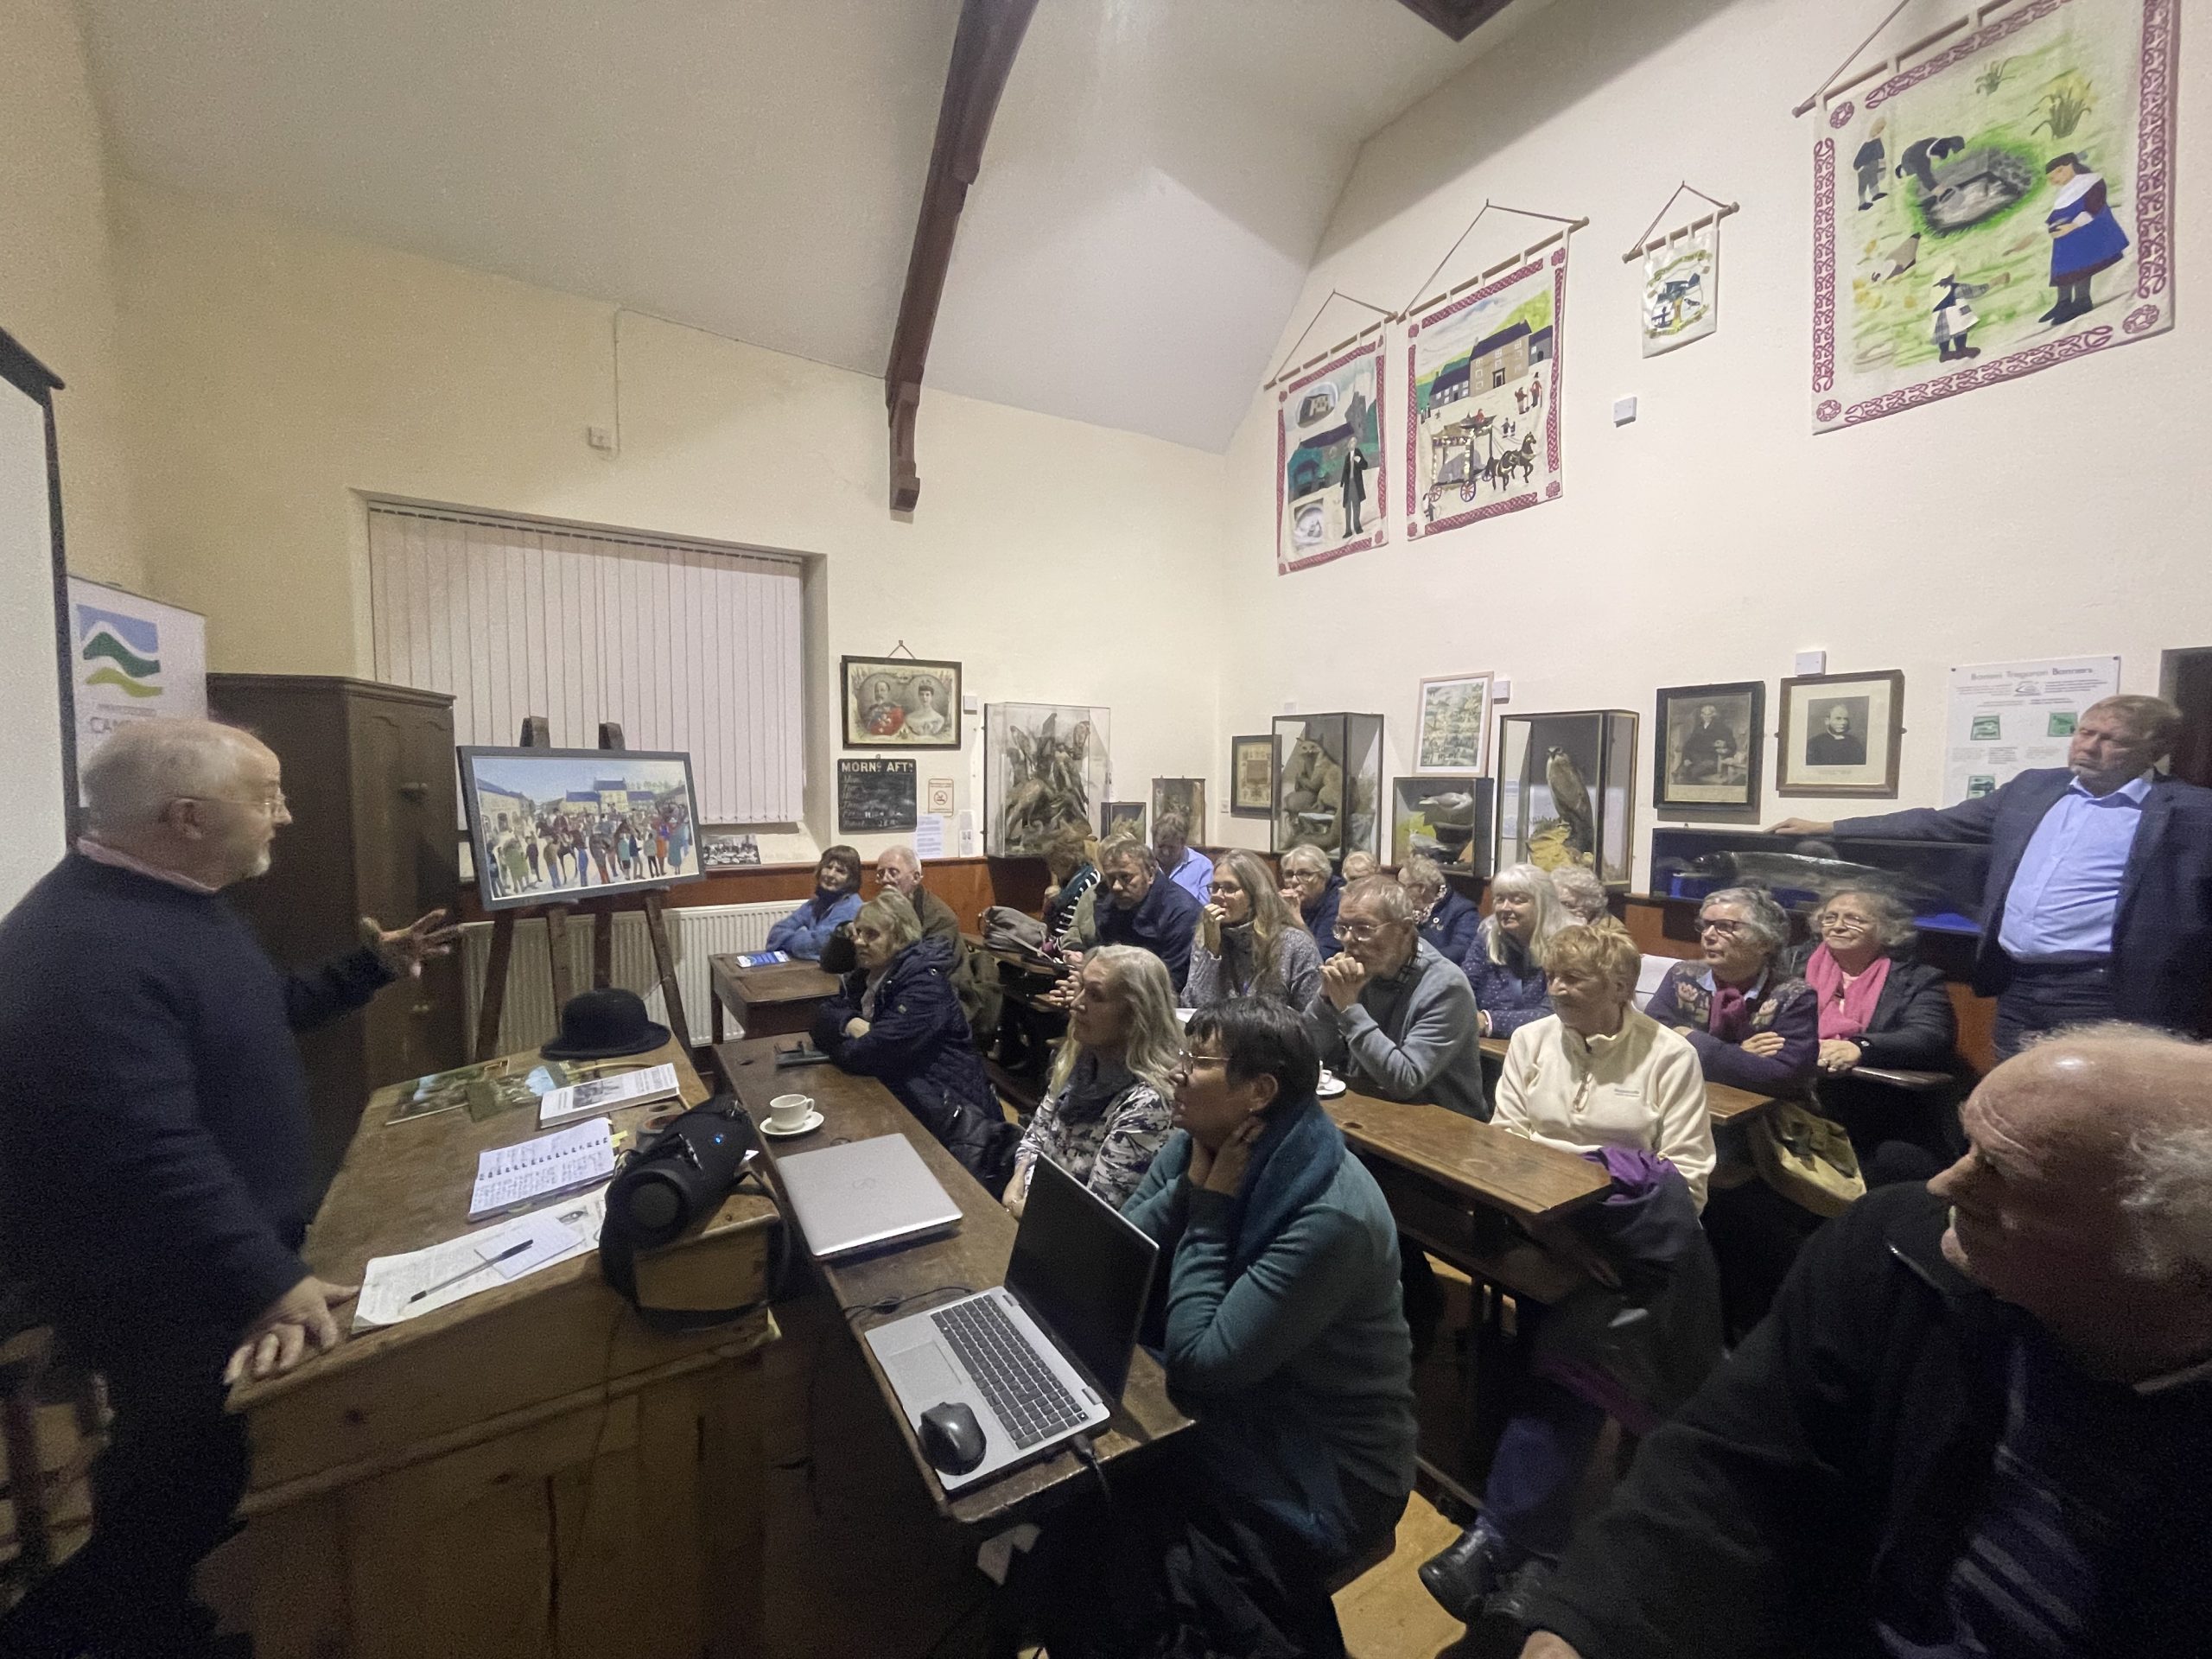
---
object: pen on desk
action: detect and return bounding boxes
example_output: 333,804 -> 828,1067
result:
409,1239 -> 534,1303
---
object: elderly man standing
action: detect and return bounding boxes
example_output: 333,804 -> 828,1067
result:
1774,694 -> 2212,1057
1517,1025 -> 2212,1658
1152,811 -> 1212,906
0,720 -> 455,1659
1304,874 -> 1487,1120
1092,838 -> 1204,993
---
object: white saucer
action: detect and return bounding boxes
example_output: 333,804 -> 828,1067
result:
1317,1077 -> 1347,1099
762,1109 -> 824,1138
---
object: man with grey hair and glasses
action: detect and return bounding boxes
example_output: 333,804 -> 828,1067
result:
1516,1024 -> 2212,1659
0,718 -> 456,1659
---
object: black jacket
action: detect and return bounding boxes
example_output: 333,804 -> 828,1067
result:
1839,768 -> 2212,1032
1094,873 -> 1204,991
1529,1185 -> 2212,1659
1779,943 -> 1957,1071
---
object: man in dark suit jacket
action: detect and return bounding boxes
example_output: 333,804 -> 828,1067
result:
1774,696 -> 2212,1056
1089,839 -> 1204,992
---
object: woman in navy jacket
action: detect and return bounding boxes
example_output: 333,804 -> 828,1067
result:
1402,855 -> 1482,967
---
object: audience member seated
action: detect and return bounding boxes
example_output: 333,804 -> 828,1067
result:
1548,865 -> 1611,928
1185,849 -> 1324,1011
1001,1001 -> 1414,1659
823,845 -> 995,1035
764,844 -> 863,959
1093,837 -> 1204,993
1154,811 -> 1212,906
1783,887 -> 1959,1185
1464,862 -> 1567,1038
1039,821 -> 1099,945
1645,886 -> 1817,1095
1279,843 -> 1344,959
1339,849 -> 1381,882
1518,1027 -> 2212,1659
1306,874 -> 1488,1120
1005,945 -> 1178,1217
811,892 -> 1015,1192
1403,855 -> 1481,965
1423,921 -> 1719,1633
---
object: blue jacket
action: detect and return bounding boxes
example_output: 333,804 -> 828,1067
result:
1301,874 -> 1344,961
1461,921 -> 1553,1037
1096,873 -> 1205,991
766,889 -> 861,960
1840,769 -> 2212,1032
1419,888 -> 1483,969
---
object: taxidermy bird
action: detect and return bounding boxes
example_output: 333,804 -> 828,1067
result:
1546,747 -> 1595,857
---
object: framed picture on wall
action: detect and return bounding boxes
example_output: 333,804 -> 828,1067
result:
1152,778 -> 1206,840
1102,800 -> 1147,841
1654,680 -> 1764,818
836,757 -> 918,833
1414,671 -> 1494,774
1230,735 -> 1276,817
1777,670 -> 1904,797
840,656 -> 963,750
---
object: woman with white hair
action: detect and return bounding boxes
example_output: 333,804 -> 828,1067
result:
1277,843 -> 1344,959
1461,863 -> 1566,1038
1548,865 -> 1610,928
1402,855 -> 1482,966
1645,886 -> 1818,1095
1185,850 -> 1324,1011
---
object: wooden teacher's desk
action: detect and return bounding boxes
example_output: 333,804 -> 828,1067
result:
717,1035 -> 1193,1529
709,952 -> 841,1044
219,1041 -> 779,1659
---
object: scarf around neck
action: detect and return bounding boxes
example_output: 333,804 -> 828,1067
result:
1806,944 -> 1890,1040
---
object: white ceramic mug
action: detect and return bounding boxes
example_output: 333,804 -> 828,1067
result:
768,1093 -> 814,1131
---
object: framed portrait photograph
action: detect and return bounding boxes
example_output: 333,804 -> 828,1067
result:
1777,670 -> 1905,798
1655,681 -> 1764,818
1414,671 -> 1495,774
1152,778 -> 1206,838
1102,800 -> 1147,841
1230,735 -> 1276,817
840,656 -> 962,750
457,747 -> 704,912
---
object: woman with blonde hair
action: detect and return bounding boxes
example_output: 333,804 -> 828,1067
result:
1276,842 -> 1344,958
1184,849 -> 1325,1010
1461,863 -> 1566,1037
1006,945 -> 1179,1216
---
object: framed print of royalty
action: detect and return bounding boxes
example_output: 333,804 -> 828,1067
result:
1777,671 -> 1904,798
841,656 -> 963,750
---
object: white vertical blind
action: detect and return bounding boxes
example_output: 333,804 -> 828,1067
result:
367,504 -> 804,823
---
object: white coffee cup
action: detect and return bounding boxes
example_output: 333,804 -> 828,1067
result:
768,1093 -> 814,1131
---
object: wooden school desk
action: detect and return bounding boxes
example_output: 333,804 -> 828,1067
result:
1477,1033 -> 1783,1127
218,1039 -> 779,1659
709,953 -> 842,1043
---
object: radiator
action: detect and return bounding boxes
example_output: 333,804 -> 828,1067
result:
461,900 -> 801,1053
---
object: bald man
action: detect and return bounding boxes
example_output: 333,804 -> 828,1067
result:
1514,1027 -> 2212,1659
0,719 -> 455,1659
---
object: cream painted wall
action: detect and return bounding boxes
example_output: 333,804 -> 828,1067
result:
0,0 -> 140,588
1218,0 -> 2212,877
112,181 -> 1226,852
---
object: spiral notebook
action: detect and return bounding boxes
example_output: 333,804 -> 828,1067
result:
468,1119 -> 617,1220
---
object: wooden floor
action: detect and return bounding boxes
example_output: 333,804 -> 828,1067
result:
1334,1488 -> 1483,1658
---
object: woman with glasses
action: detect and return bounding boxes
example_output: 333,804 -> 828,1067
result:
1184,850 -> 1324,1011
1645,886 -> 1818,1095
1781,887 -> 1958,1184
1462,862 -> 1567,1038
1276,843 -> 1344,959
1004,945 -> 1179,1217
1402,855 -> 1483,967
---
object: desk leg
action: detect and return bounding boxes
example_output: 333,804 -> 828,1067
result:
713,995 -> 725,1046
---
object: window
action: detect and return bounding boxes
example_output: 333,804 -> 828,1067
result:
367,504 -> 803,823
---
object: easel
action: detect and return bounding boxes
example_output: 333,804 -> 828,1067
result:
473,716 -> 696,1060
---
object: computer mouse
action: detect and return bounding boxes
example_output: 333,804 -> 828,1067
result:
918,1401 -> 987,1475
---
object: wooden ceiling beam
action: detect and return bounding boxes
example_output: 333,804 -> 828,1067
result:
884,0 -> 1039,513
1393,0 -> 1517,43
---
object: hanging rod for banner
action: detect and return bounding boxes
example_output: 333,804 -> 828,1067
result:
1621,182 -> 1741,263
1263,289 -> 1396,389
1396,201 -> 1588,319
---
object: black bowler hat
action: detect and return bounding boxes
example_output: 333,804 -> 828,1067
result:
542,988 -> 671,1059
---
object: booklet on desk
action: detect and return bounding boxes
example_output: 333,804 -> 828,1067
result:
731,950 -> 791,968
469,1119 -> 617,1220
537,1062 -> 680,1127
354,1196 -> 606,1330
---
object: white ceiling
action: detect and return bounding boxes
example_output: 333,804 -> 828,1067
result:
78,0 -> 1529,452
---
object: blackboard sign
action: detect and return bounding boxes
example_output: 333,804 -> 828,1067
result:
837,757 -> 918,834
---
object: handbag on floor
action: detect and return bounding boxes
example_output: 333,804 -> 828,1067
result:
1748,1099 -> 1866,1218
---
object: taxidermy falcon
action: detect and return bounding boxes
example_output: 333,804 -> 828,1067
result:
1546,747 -> 1594,857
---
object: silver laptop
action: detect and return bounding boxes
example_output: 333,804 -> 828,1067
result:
865,1155 -> 1160,1491
774,1135 -> 963,1259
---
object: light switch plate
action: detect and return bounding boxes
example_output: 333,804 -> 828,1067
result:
1612,396 -> 1637,425
1493,677 -> 1512,703
1795,650 -> 1827,676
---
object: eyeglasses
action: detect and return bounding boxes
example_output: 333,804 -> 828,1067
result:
1821,912 -> 1876,929
188,791 -> 289,816
1698,917 -> 1747,938
1335,918 -> 1392,942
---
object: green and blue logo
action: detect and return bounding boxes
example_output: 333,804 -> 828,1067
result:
77,604 -> 162,699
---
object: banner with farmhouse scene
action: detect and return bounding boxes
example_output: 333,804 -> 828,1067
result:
1813,0 -> 2178,431
1406,245 -> 1568,540
1275,334 -> 1387,573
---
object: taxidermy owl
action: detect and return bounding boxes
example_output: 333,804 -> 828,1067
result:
1546,747 -> 1594,856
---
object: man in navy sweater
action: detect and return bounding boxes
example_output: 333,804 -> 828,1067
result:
0,719 -> 455,1659
1774,695 -> 2212,1056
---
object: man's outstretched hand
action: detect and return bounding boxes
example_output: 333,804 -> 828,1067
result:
226,1275 -> 358,1386
367,908 -> 464,978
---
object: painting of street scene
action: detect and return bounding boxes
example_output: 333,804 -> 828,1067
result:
459,748 -> 703,911
1408,248 -> 1567,539
1276,336 -> 1386,573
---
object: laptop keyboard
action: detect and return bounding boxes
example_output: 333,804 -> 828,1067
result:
932,1296 -> 1090,1450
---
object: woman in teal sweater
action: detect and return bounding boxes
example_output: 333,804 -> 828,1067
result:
1000,1000 -> 1414,1658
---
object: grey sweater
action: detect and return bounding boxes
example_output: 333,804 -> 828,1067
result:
1304,938 -> 1490,1119
1181,922 -> 1324,1012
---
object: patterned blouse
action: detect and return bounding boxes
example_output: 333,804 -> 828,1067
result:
1011,1052 -> 1174,1211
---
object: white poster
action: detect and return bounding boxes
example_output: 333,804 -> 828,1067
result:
1641,221 -> 1719,356
1943,655 -> 2120,805
66,577 -> 207,797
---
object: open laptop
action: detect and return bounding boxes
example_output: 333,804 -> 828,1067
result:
865,1154 -> 1160,1491
774,1134 -> 963,1259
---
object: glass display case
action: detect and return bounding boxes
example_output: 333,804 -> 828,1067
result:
1273,712 -> 1383,865
1392,776 -> 1494,874
1496,709 -> 1638,890
1648,826 -> 1990,935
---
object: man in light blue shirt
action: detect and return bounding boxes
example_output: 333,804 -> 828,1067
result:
1773,696 -> 2212,1058
1154,812 -> 1213,906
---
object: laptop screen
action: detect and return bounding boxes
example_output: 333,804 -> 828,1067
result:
1005,1155 -> 1160,1402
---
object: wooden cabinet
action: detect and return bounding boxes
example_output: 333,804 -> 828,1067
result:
207,675 -> 465,1198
